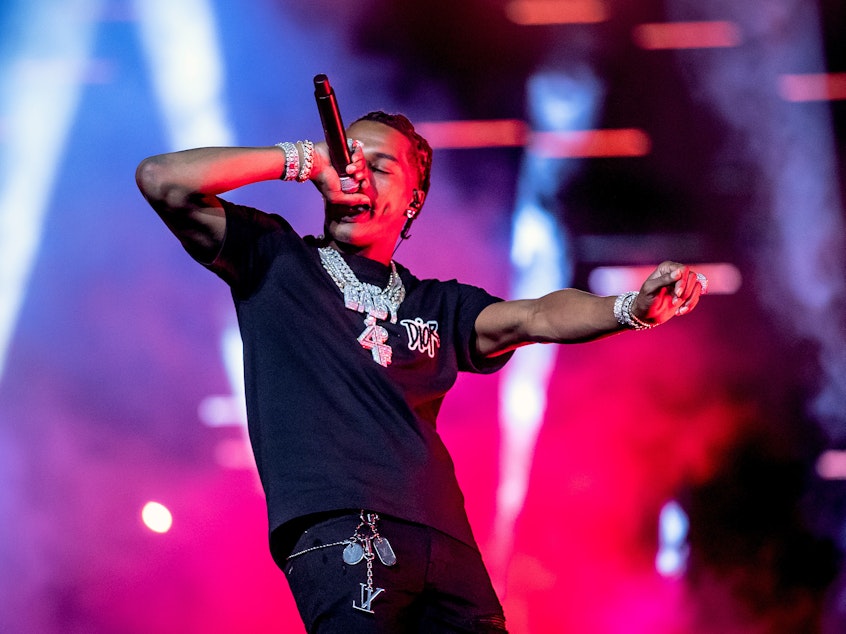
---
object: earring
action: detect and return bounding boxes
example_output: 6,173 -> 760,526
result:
406,208 -> 417,219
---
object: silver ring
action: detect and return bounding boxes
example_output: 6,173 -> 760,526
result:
339,176 -> 359,194
696,272 -> 708,294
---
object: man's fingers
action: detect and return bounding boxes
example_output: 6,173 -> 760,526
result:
676,283 -> 702,315
642,263 -> 687,297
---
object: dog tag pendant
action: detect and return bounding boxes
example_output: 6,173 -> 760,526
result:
343,541 -> 364,565
373,537 -> 397,566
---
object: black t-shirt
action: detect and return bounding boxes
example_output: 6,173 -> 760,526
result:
205,200 -> 512,552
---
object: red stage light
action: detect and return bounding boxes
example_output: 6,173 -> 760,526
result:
633,21 -> 742,50
779,73 -> 846,102
529,128 -> 651,158
414,119 -> 528,149
415,120 -> 650,158
505,0 -> 609,25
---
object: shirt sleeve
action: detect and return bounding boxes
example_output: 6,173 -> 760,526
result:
203,199 -> 294,297
451,282 -> 514,374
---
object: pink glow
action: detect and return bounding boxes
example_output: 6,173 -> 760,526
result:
817,450 -> 846,479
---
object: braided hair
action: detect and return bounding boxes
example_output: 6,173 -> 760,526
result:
353,111 -> 433,195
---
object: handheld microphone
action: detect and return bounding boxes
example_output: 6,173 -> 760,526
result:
313,74 -> 357,193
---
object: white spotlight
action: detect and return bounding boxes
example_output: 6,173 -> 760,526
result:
141,501 -> 173,534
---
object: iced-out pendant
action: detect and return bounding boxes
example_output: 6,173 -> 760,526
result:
357,314 -> 393,367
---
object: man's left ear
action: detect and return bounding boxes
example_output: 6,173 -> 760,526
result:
406,189 -> 425,219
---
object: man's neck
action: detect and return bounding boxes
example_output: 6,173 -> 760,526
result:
328,240 -> 393,267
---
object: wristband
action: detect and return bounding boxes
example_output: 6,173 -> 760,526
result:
296,140 -> 314,182
275,141 -> 299,181
614,291 -> 653,330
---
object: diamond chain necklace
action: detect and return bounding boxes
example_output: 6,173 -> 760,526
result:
318,246 -> 405,367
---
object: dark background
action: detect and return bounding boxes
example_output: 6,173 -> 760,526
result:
0,0 -> 844,632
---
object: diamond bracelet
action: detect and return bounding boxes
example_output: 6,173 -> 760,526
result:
613,291 -> 653,330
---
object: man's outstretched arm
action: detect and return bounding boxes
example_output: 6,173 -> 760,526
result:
474,261 -> 705,358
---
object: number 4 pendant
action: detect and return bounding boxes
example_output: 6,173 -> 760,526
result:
358,315 -> 393,367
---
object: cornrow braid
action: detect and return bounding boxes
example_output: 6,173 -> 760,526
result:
353,111 -> 433,194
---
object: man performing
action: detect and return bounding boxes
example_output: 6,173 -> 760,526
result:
136,109 -> 705,633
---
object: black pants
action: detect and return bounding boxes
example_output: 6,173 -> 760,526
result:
280,513 -> 508,633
